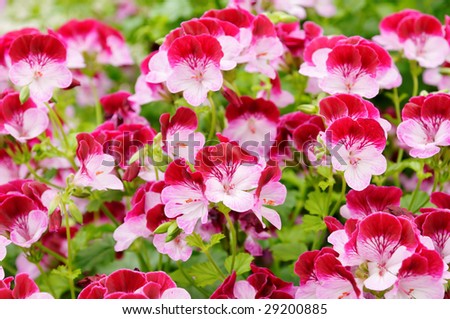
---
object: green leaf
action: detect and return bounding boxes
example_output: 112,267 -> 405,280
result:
304,190 -> 329,217
401,191 -> 430,213
224,252 -> 253,275
185,233 -> 205,249
19,86 -> 30,103
73,235 -> 116,272
51,265 -> 81,281
189,262 -> 220,287
271,243 -> 308,262
300,215 -> 326,232
206,233 -> 225,249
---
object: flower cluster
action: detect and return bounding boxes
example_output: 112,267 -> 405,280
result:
295,186 -> 450,299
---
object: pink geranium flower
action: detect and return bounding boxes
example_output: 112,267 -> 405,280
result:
222,95 -> 279,156
195,142 -> 262,212
319,94 -> 391,133
0,195 -> 48,248
153,232 -> 193,262
113,182 -> 164,251
251,166 -> 286,230
339,185 -> 403,219
415,210 -> 450,263
160,107 -> 205,163
385,249 -> 446,299
327,118 -> 387,191
300,36 -> 401,97
0,92 -> 49,143
78,269 -> 190,299
161,160 -> 209,234
398,14 -> 449,68
373,9 -> 421,50
57,19 -> 133,67
0,235 -> 10,280
397,93 -> 450,159
73,133 -> 123,191
0,273 -> 53,299
166,35 -> 224,106
8,34 -> 72,102
295,248 -> 361,299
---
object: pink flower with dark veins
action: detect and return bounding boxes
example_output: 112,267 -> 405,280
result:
8,34 -> 72,102
166,35 -> 224,106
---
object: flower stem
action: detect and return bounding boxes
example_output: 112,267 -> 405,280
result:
204,249 -> 226,280
409,60 -> 421,97
329,173 -> 346,216
223,209 -> 237,274
207,93 -> 217,141
45,103 -> 70,151
392,87 -> 401,124
177,261 -> 210,297
61,204 -> 76,299
36,262 -> 56,297
35,242 -> 68,264
89,78 -> 103,126
100,203 -> 120,227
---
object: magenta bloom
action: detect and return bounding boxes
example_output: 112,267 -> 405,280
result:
73,133 -> 123,191
78,269 -> 190,299
195,142 -> 262,212
319,94 -> 391,133
57,19 -> 133,67
222,96 -> 279,156
416,210 -> 450,263
0,273 -> 53,299
340,185 -> 403,219
161,160 -> 209,234
375,10 -> 449,68
166,35 -> 224,106
327,118 -> 387,191
251,166 -> 286,230
0,195 -> 48,248
385,249 -> 446,299
8,34 -> 72,102
160,107 -> 205,163
397,93 -> 450,159
113,182 -> 163,251
0,92 -> 49,143
295,248 -> 361,299
300,36 -> 400,98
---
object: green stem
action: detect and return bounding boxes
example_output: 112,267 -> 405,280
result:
329,174 -> 346,216
392,87 -> 401,125
177,261 -> 210,297
24,162 -> 63,190
46,103 -> 70,151
35,242 -> 68,264
90,78 -> 103,126
36,262 -> 56,297
409,60 -> 421,97
100,204 -> 120,227
61,204 -> 76,299
204,250 -> 226,280
207,93 -> 217,141
223,211 -> 237,274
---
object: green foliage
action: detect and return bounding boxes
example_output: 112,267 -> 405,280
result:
225,253 -> 253,275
